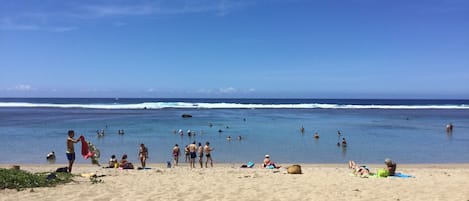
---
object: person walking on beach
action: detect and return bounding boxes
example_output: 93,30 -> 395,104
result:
66,130 -> 81,173
172,144 -> 180,167
188,141 -> 197,168
197,142 -> 204,168
139,143 -> 148,168
204,142 -> 214,168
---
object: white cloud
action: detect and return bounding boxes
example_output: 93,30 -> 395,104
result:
0,0 -> 253,32
146,88 -> 157,92
11,84 -> 34,91
50,26 -> 77,32
248,88 -> 256,92
219,87 -> 237,93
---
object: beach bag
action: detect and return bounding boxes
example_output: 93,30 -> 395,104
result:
247,162 -> 255,168
287,165 -> 302,174
377,169 -> 389,177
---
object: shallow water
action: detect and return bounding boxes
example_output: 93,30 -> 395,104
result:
0,98 -> 468,164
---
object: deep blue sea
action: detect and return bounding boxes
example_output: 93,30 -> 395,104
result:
1,98 -> 468,164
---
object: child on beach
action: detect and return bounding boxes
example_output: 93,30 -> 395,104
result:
109,155 -> 118,168
172,144 -> 180,167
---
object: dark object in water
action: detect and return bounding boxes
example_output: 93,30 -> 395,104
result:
181,114 -> 192,118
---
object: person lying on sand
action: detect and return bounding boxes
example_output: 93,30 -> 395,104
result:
348,160 -> 370,176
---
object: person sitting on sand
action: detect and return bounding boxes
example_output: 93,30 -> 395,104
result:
172,144 -> 180,167
384,158 -> 397,176
109,155 -> 118,168
120,154 -> 134,169
348,160 -> 370,176
262,155 -> 279,169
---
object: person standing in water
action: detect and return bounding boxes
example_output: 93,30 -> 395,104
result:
66,130 -> 81,173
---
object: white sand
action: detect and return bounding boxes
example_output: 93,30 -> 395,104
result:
1,163 -> 469,201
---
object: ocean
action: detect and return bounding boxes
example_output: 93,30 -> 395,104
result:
0,98 -> 468,165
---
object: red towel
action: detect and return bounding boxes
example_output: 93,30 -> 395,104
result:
80,136 -> 94,159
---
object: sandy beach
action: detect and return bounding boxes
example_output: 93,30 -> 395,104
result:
1,163 -> 469,201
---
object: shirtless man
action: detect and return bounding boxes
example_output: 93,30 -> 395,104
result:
204,142 -> 214,168
188,141 -> 197,168
172,144 -> 180,166
66,130 -> 81,173
197,142 -> 204,168
139,143 -> 148,168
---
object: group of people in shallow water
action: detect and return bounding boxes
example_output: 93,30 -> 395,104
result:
172,141 -> 214,169
300,126 -> 348,147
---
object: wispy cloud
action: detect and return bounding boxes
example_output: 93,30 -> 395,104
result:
4,84 -> 36,91
0,0 -> 253,32
0,18 -> 77,32
219,87 -> 237,93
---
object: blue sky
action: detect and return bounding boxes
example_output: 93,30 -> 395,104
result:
1,0 -> 468,98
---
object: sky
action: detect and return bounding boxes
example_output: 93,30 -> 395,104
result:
0,0 -> 468,99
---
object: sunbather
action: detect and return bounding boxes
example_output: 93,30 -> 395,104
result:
348,160 -> 370,176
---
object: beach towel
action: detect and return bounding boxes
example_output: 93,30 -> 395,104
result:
390,172 -> 415,178
79,136 -> 94,159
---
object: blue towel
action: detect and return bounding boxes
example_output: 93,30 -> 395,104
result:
391,172 -> 415,178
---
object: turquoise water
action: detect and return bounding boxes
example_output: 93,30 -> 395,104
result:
0,98 -> 468,164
